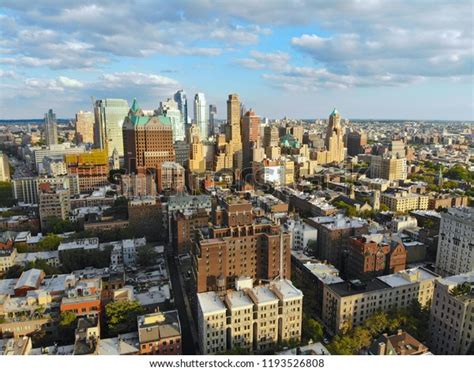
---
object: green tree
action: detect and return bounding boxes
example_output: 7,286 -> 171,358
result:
364,311 -> 389,336
302,317 -> 324,343
379,203 -> 390,212
36,234 -> 62,251
26,259 -> 61,276
59,245 -> 113,272
44,216 -> 79,234
137,245 -> 159,267
0,181 -> 15,207
5,264 -> 24,278
105,300 -> 145,335
58,311 -> 77,343
306,239 -> 318,256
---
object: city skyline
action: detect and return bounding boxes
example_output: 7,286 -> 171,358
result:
0,0 -> 473,121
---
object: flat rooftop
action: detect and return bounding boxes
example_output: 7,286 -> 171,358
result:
271,279 -> 303,300
328,279 -> 390,297
377,267 -> 438,288
225,290 -> 253,309
197,291 -> 227,314
251,286 -> 278,304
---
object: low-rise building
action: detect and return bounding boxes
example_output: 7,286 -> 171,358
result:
197,278 -> 303,354
322,267 -> 438,334
138,310 -> 182,355
369,330 -> 430,355
380,190 -> 429,213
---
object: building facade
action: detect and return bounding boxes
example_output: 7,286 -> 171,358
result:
435,207 -> 474,277
75,111 -> 95,144
197,279 -> 303,354
94,98 -> 129,157
428,271 -> 474,355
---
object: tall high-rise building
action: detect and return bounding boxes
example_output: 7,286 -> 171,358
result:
0,152 -> 10,182
44,109 -> 58,146
324,108 -> 345,163
227,94 -> 241,144
188,130 -> 206,174
263,126 -> 279,148
75,111 -> 95,144
241,109 -> 261,169
209,104 -> 217,136
347,130 -> 367,156
122,99 -> 175,175
94,99 -> 129,158
193,93 -> 208,141
370,155 -> 407,181
389,140 -> 406,158
226,94 -> 243,170
159,98 -> 185,142
193,197 -> 292,293
435,207 -> 474,277
174,90 -> 188,125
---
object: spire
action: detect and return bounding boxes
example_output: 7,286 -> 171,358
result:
331,107 -> 339,116
130,98 -> 140,113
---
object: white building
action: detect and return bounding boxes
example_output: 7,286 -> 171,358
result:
436,207 -> 474,277
285,219 -> 318,251
159,98 -> 185,142
428,271 -> 474,355
197,278 -> 303,355
194,93 -> 208,141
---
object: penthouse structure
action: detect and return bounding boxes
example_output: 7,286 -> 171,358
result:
322,267 -> 438,334
197,278 -> 303,354
428,271 -> 474,355
192,197 -> 291,293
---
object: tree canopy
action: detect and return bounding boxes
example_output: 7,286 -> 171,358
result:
105,300 -> 145,336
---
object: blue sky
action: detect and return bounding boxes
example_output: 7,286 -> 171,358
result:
0,0 -> 472,120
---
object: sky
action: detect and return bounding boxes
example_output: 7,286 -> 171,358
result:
0,0 -> 473,120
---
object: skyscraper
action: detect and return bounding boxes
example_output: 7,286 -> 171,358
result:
209,104 -> 217,136
174,90 -> 188,125
159,98 -> 185,142
122,99 -> 175,175
94,99 -> 129,157
241,109 -> 261,169
44,109 -> 58,146
75,111 -> 94,144
227,94 -> 241,144
227,94 -> 243,170
319,108 -> 345,164
347,130 -> 367,156
194,93 -> 208,141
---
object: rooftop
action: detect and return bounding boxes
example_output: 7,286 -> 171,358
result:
271,279 -> 303,300
225,290 -> 254,309
14,268 -> 43,290
250,286 -> 278,304
377,267 -> 438,288
197,291 -> 227,314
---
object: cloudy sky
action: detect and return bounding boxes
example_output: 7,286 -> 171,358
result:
0,0 -> 472,120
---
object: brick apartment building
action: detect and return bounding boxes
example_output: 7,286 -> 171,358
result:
192,197 -> 291,293
346,236 -> 407,280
